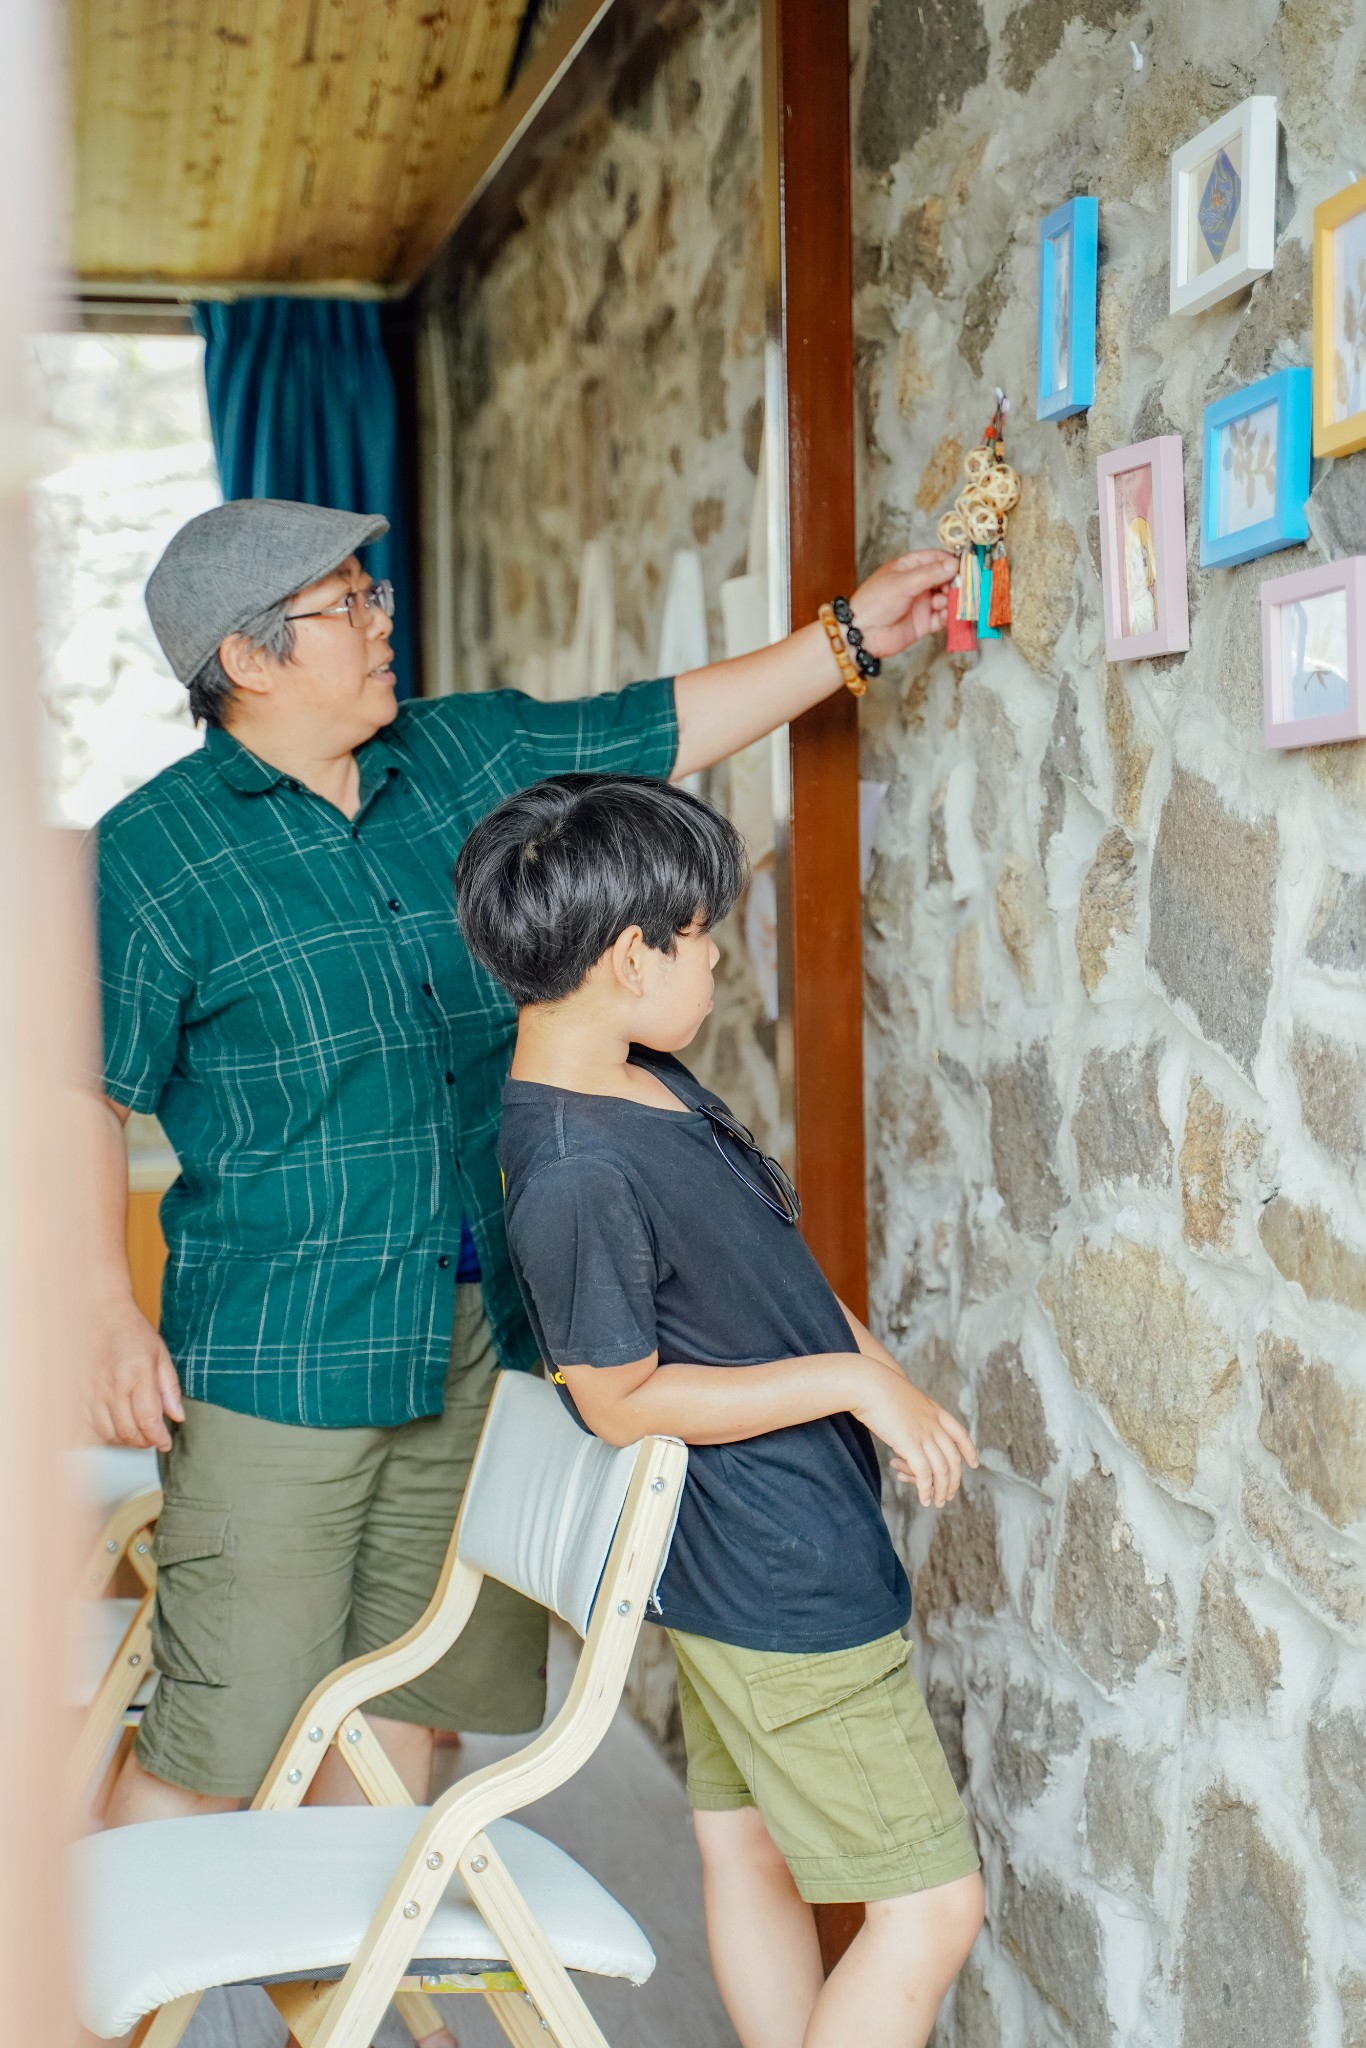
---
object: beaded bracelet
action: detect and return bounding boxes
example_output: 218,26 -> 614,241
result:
832,596 -> 883,682
818,603 -> 864,694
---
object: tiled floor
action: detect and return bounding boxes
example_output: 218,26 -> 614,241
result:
175,1627 -> 738,2048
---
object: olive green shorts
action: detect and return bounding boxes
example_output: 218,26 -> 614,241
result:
669,1628 -> 980,1904
135,1287 -> 549,1800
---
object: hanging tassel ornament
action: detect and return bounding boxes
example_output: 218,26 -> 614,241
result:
936,392 -> 1021,653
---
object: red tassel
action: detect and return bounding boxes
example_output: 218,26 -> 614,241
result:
946,609 -> 978,652
988,551 -> 1012,628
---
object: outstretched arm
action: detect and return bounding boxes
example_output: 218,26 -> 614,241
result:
671,548 -> 957,779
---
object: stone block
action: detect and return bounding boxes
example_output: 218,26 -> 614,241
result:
1241,1469 -> 1366,1636
894,331 -> 934,418
1307,423 -> 1366,561
624,1627 -> 685,1776
1075,827 -> 1136,993
1038,675 -> 1088,860
1189,1557 -> 1281,1723
992,1678 -> 1082,1813
927,1677 -> 969,1792
915,1477 -> 1007,1622
1147,770 -> 1279,1076
1308,869 -> 1366,974
995,854 -> 1048,992
1101,666 -> 1151,831
947,1957 -> 999,2048
976,1342 -> 1056,1486
1222,240 -> 1313,385
1040,1238 -> 1239,1490
1305,1702 -> 1366,1903
1072,1042 -> 1171,1191
951,923 -> 981,1019
1052,1463 -> 1178,1691
1001,0 -> 1137,94
916,434 -> 964,512
1180,1079 -> 1259,1252
1084,1737 -> 1165,1895
1179,1790 -> 1311,2048
1257,1333 -> 1366,1529
1258,1197 -> 1366,1315
987,1045 -> 1064,1240
856,0 -> 989,173
1000,1861 -> 1112,2048
1340,1970 -> 1366,2048
1291,1025 -> 1366,1181
886,197 -> 948,299
1006,470 -> 1079,675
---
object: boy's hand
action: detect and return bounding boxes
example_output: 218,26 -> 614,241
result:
851,549 -> 961,660
851,1361 -> 978,1509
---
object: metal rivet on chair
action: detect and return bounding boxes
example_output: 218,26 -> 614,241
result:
105,1538 -> 119,1553
470,1855 -> 487,1873
135,1541 -> 149,1554
287,1768 -> 302,1784
425,1851 -> 444,1870
617,1599 -> 631,1615
308,1726 -> 324,1741
128,1653 -> 141,1667
650,1477 -> 666,1493
346,1725 -> 362,1743
403,1902 -> 420,1920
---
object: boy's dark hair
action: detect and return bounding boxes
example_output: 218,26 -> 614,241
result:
455,773 -> 749,1007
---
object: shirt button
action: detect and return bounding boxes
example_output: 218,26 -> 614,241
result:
421,982 -> 434,997
351,826 -> 361,840
437,1255 -> 451,1270
444,1071 -> 456,1085
388,898 -> 401,911
288,778 -> 301,792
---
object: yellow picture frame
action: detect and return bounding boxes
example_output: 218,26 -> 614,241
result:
1313,175 -> 1366,457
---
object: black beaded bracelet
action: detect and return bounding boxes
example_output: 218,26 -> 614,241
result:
832,597 -> 882,680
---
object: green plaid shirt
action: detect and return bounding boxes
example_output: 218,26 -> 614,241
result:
97,681 -> 678,1426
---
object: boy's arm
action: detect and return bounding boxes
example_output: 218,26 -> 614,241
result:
833,1293 -> 980,1498
561,1346 -> 977,1509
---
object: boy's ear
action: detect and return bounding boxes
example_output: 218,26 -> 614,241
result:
609,924 -> 648,995
218,632 -> 275,698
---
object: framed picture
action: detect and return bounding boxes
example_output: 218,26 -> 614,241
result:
1037,197 -> 1098,421
1313,176 -> 1366,457
1169,96 -> 1277,317
1200,367 -> 1311,569
1261,559 -> 1366,748
1097,436 -> 1190,660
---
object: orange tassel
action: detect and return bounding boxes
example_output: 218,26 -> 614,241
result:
988,551 -> 1012,628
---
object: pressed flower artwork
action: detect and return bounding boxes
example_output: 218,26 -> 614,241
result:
1201,370 -> 1311,571
1314,178 -> 1366,457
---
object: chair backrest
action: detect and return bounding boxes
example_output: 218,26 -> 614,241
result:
456,1372 -> 682,1636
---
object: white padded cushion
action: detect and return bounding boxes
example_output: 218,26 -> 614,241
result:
70,1446 -> 161,1518
457,1373 -> 648,1636
70,1599 -> 157,1709
75,1808 -> 655,2038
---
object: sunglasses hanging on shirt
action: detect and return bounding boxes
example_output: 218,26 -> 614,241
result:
699,1102 -> 801,1225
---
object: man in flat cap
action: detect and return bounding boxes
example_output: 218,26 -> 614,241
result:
87,498 -> 955,1851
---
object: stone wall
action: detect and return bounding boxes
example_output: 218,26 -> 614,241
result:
432,0 -> 1365,2039
851,2 -> 1365,2043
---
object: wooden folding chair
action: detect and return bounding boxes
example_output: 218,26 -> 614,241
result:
70,1447 -> 163,1808
75,1371 -> 688,2048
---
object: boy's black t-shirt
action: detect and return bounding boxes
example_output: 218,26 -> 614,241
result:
499,1047 -> 911,1655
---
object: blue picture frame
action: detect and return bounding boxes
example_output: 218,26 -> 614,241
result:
1037,197 -> 1098,421
1201,367 -> 1312,569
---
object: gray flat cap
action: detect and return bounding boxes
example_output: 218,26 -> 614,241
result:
145,498 -> 390,685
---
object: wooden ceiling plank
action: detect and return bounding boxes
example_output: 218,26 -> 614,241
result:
386,0 -> 500,277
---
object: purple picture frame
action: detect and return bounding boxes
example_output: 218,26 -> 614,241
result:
1261,557 -> 1366,749
1097,436 -> 1191,661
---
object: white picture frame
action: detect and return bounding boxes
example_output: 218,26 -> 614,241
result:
1169,96 -> 1277,317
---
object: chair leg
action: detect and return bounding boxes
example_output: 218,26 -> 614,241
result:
266,1980 -> 338,2046
461,1837 -> 609,2048
71,1591 -> 154,1800
485,1989 -> 554,2045
129,1992 -> 202,2046
394,1987 -> 446,2040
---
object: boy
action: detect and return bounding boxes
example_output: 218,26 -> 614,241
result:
455,774 -> 983,2048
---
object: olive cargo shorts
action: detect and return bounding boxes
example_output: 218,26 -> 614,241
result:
135,1287 -> 549,1799
670,1627 -> 980,1904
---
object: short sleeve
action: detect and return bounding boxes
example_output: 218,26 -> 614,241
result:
96,835 -> 194,1113
506,677 -> 679,784
506,1156 -> 660,1369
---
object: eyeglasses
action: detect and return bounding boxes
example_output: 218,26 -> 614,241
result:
286,578 -> 395,629
700,1102 -> 800,1225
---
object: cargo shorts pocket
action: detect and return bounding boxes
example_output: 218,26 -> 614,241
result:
747,1635 -> 939,1854
149,1500 -> 233,1688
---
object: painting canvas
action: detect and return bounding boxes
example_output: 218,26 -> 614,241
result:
1201,368 -> 1311,571
1262,559 -> 1366,748
1332,205 -> 1366,424
1114,464 -> 1159,637
1218,399 -> 1278,534
1170,97 -> 1276,316
1314,178 -> 1366,456
1097,436 -> 1189,659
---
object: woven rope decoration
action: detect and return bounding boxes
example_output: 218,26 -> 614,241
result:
936,396 -> 1019,647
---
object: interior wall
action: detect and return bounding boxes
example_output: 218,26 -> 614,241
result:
849,3 -> 1365,2044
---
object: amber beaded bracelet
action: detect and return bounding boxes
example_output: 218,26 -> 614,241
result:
819,602 -> 872,696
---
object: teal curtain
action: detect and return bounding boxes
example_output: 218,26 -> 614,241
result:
194,298 -> 415,698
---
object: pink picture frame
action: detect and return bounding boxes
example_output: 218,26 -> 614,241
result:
1261,557 -> 1366,749
1097,436 -> 1191,660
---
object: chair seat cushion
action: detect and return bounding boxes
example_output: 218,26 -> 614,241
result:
75,1807 -> 656,2038
71,1599 -> 157,1709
